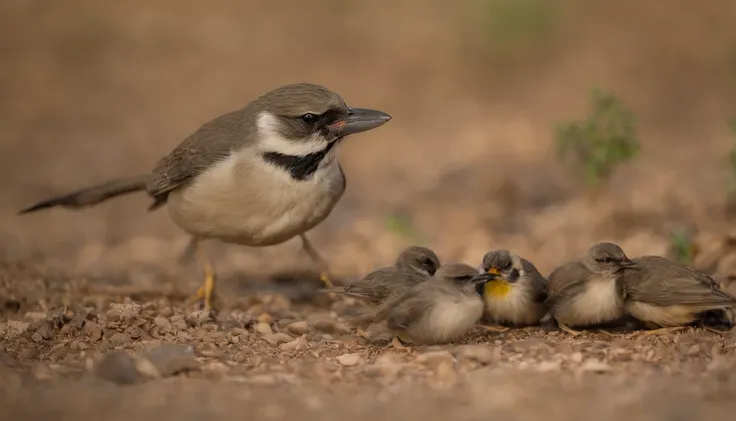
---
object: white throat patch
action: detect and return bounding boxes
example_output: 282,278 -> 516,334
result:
256,112 -> 329,156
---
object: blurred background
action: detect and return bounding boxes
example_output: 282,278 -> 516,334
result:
3,0 -> 736,295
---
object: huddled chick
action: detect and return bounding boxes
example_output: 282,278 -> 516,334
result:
330,242 -> 736,346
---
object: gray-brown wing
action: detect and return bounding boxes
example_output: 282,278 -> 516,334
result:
342,267 -> 400,304
522,258 -> 548,303
625,256 -> 736,307
146,109 -> 248,207
545,261 -> 590,304
383,285 -> 438,331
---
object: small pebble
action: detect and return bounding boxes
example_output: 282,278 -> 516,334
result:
106,303 -> 142,323
286,321 -> 310,335
262,333 -> 293,346
186,310 -> 213,327
255,322 -> 273,335
109,332 -> 132,346
95,351 -> 146,385
279,335 -> 309,351
454,344 -> 496,365
83,322 -> 103,342
144,344 -> 198,377
579,358 -> 612,373
337,353 -> 363,367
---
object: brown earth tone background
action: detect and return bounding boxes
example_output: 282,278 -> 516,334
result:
2,1 -> 736,420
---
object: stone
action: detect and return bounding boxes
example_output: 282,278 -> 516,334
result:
143,344 -> 198,377
262,333 -> 293,346
279,335 -> 309,351
337,353 -> 363,367
255,322 -> 273,335
286,321 -> 310,335
95,351 -> 146,385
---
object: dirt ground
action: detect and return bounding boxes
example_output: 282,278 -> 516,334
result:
3,1 -> 736,420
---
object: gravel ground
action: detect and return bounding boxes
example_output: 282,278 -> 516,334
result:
2,264 -> 736,421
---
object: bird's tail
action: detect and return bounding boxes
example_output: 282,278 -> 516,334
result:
18,175 -> 150,214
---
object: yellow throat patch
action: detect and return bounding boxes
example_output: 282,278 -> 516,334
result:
484,280 -> 513,298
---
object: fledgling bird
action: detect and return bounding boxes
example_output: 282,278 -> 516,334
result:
546,242 -> 635,336
371,263 -> 498,348
477,249 -> 548,331
18,83 -> 391,310
622,255 -> 736,334
321,246 -> 441,305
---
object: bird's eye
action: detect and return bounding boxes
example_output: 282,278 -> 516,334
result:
601,258 -> 611,263
503,262 -> 513,270
301,113 -> 316,124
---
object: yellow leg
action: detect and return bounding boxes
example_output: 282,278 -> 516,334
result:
184,238 -> 217,311
636,326 -> 687,336
559,323 -> 584,336
479,324 -> 510,333
299,234 -> 333,288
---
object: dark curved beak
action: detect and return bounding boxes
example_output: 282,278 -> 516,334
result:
469,272 -> 500,285
334,107 -> 391,136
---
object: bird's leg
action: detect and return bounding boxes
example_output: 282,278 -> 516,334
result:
184,238 -> 217,311
299,233 -> 334,288
479,324 -> 510,333
558,323 -> 585,336
635,326 -> 687,336
594,329 -> 616,337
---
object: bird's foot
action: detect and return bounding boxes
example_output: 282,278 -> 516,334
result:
319,271 -> 334,289
184,272 -> 217,311
559,323 -> 585,337
635,327 -> 687,336
479,324 -> 510,333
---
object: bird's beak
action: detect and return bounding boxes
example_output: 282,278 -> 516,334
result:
470,272 -> 499,285
332,107 -> 392,136
487,267 -> 500,276
620,259 -> 636,268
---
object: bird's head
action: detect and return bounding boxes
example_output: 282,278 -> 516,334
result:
251,83 -> 391,159
583,242 -> 636,274
479,249 -> 524,283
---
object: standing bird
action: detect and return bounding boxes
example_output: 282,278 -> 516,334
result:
546,242 -> 635,336
321,246 -> 441,305
371,263 -> 498,348
622,255 -> 736,334
477,249 -> 548,331
18,83 -> 392,311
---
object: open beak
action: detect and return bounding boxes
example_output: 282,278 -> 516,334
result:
332,107 -> 391,136
487,267 -> 501,276
470,272 -> 499,285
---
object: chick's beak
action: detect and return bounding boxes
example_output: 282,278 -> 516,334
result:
620,259 -> 636,267
470,272 -> 499,285
487,267 -> 500,276
332,107 -> 392,136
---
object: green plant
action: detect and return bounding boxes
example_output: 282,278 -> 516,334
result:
385,214 -> 424,243
728,119 -> 736,177
556,88 -> 640,189
669,231 -> 696,264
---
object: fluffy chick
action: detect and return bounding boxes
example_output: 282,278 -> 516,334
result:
547,242 -> 635,335
477,249 -> 548,331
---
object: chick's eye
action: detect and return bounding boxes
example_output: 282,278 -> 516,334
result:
601,258 -> 611,263
301,113 -> 316,124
